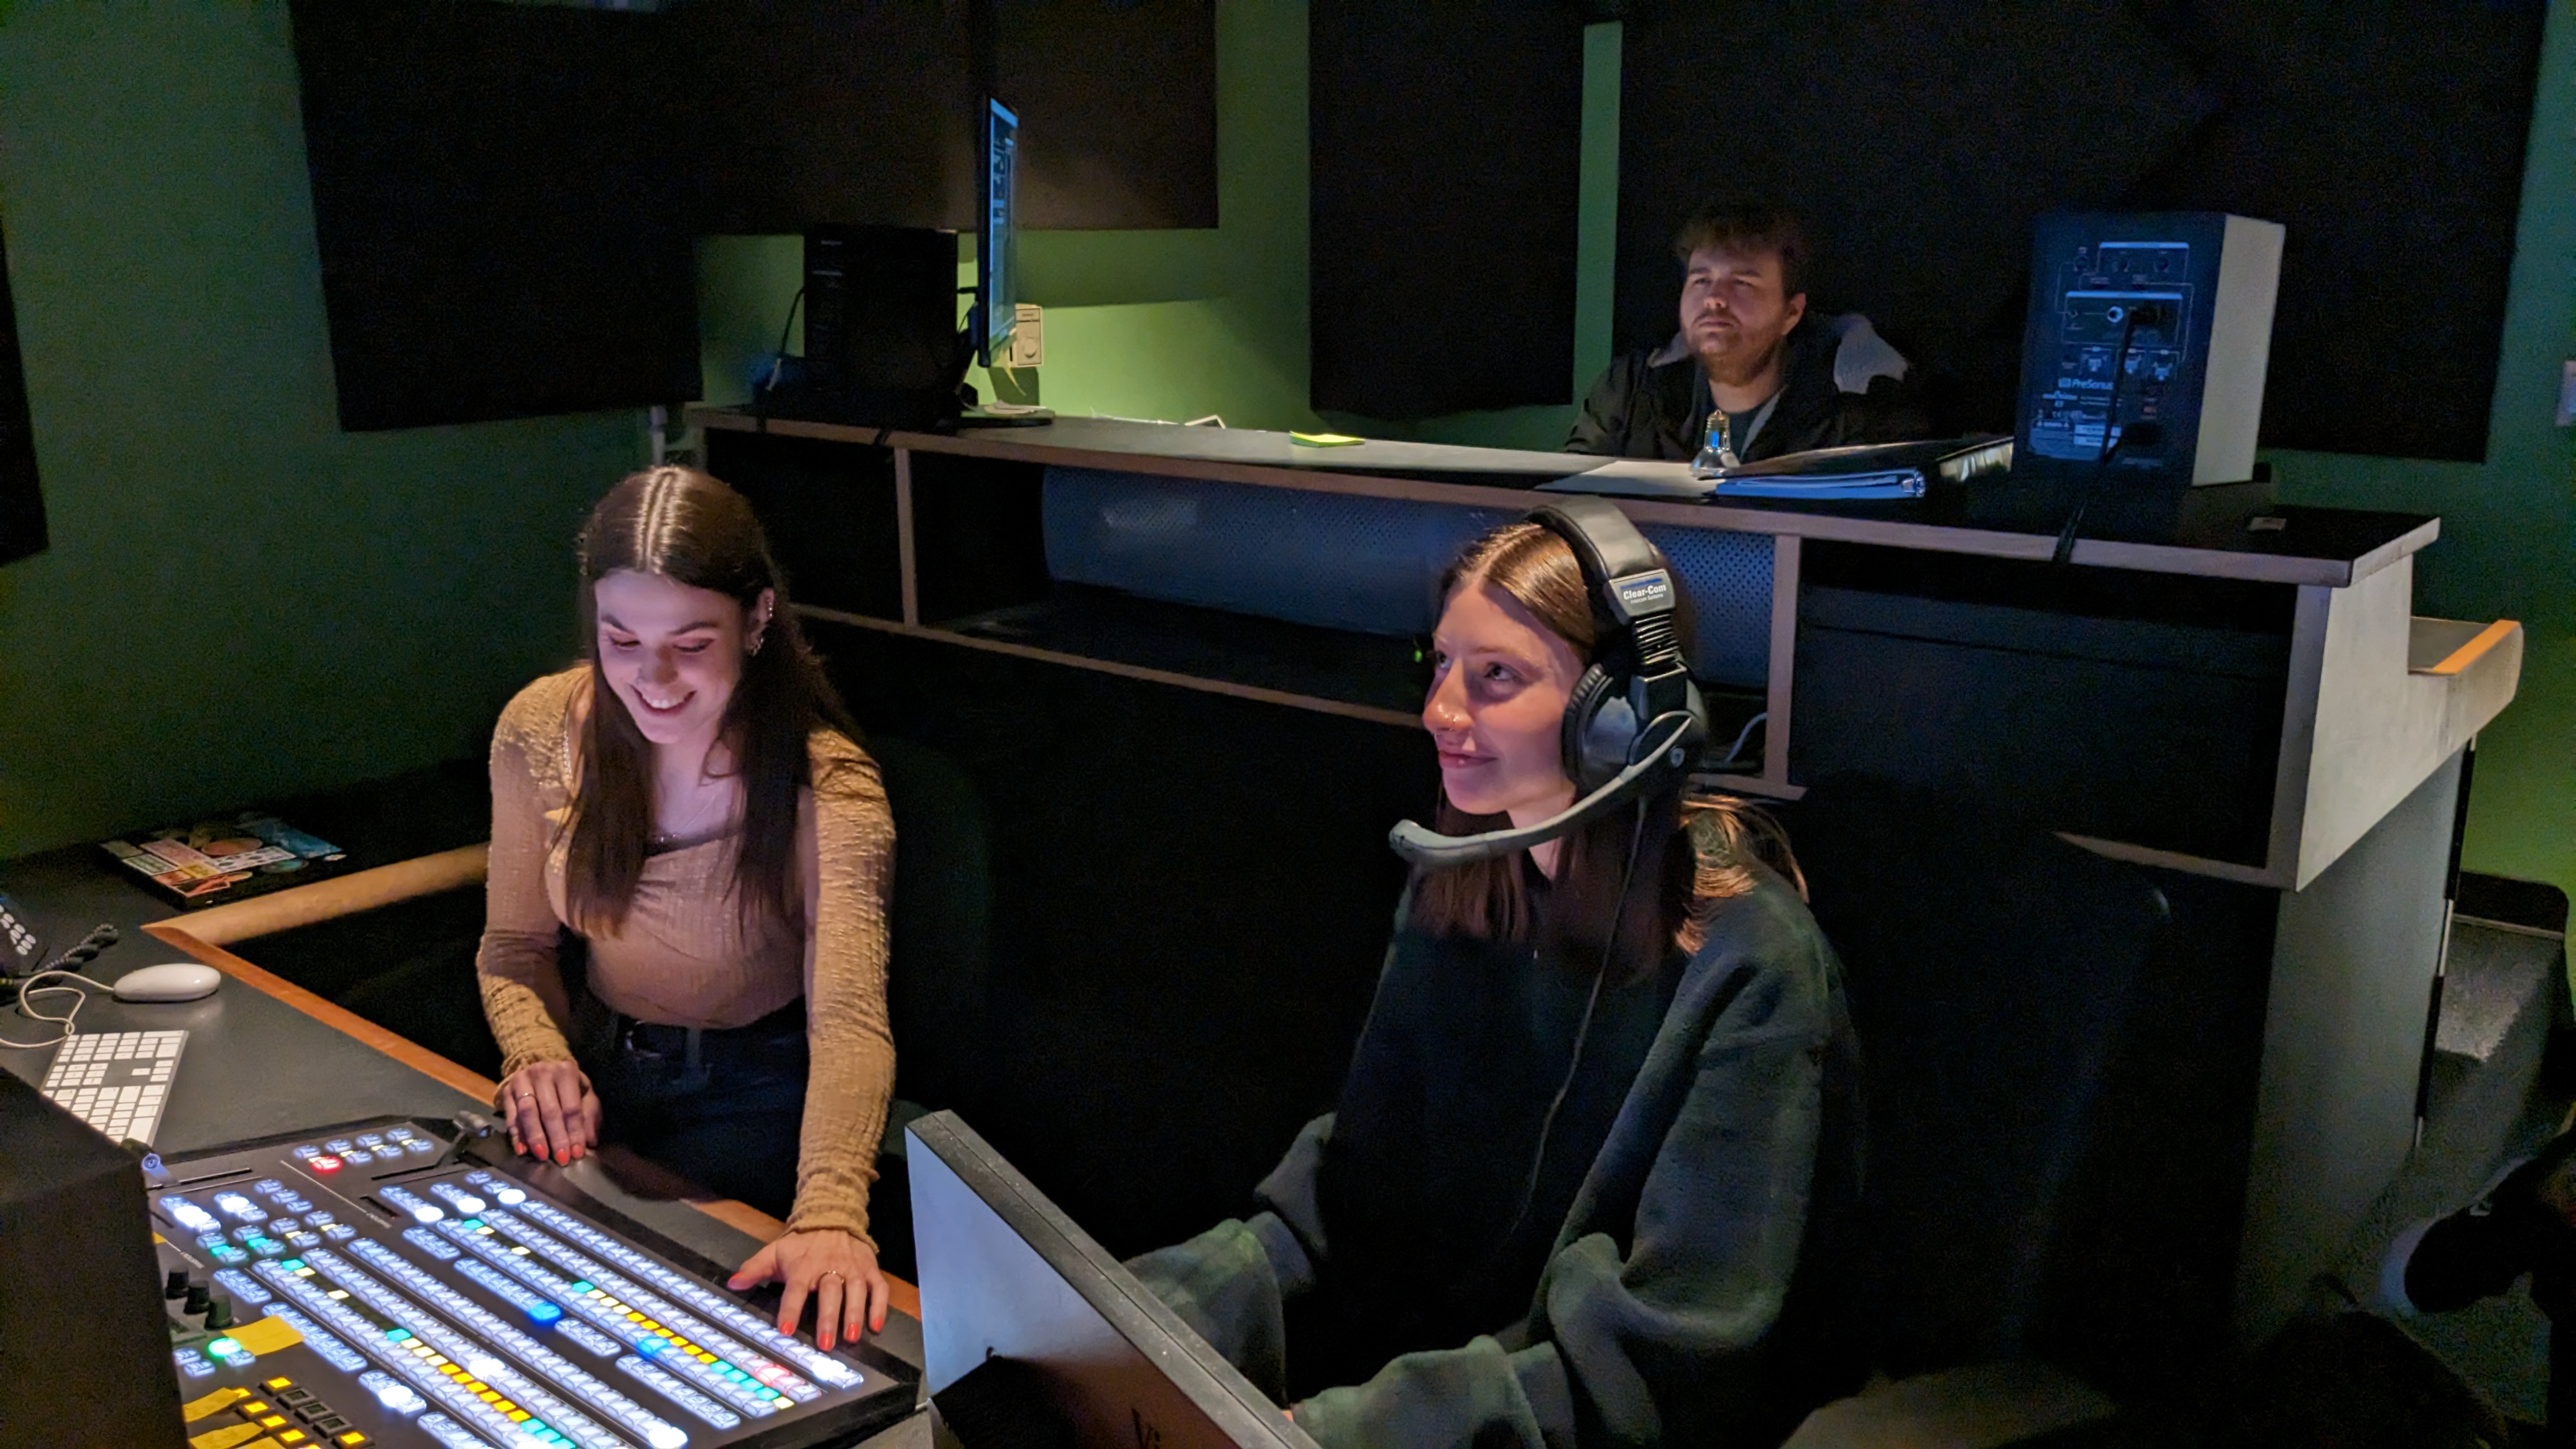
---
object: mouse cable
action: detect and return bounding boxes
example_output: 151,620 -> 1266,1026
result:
0,968 -> 118,1050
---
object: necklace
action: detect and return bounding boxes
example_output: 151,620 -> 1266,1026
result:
650,776 -> 737,847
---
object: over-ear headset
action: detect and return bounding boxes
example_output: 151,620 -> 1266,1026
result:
1388,496 -> 1712,868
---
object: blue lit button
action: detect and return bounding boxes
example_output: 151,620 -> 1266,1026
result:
324,1139 -> 354,1153
526,1301 -> 563,1326
323,1225 -> 356,1241
386,1126 -> 417,1141
254,1178 -> 286,1195
291,1144 -> 320,1158
341,1149 -> 372,1164
406,1140 -> 436,1154
210,1245 -> 249,1264
637,1336 -> 668,1356
356,1133 -> 384,1147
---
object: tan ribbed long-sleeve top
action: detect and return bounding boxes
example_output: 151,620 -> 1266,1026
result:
474,668 -> 896,1243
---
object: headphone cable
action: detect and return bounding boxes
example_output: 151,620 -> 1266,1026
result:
1478,796 -> 1653,1272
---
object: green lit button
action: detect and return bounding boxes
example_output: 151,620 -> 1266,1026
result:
207,1337 -> 241,1357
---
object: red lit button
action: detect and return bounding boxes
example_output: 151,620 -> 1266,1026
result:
309,1155 -> 342,1174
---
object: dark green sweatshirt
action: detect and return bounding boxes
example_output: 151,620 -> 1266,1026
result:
1128,851 -> 1864,1448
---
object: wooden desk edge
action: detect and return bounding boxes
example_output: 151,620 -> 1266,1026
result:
2417,618 -> 2521,678
142,919 -> 922,1321
150,843 -> 491,947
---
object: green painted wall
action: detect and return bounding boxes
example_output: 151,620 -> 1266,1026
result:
0,3 -> 641,857
2267,1 -> 2576,901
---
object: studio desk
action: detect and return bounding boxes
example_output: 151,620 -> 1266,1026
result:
0,839 -> 932,1446
694,405 -> 2526,1354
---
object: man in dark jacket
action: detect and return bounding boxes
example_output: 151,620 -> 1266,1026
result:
1568,202 -> 1928,462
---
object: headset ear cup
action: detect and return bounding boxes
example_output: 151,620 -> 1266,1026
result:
1561,664 -> 1623,793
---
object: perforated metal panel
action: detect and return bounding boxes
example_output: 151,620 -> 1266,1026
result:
1641,525 -> 1774,686
1041,468 -> 1773,685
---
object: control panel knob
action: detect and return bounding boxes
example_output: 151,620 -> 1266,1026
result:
164,1269 -> 190,1300
183,1280 -> 211,1315
203,1297 -> 234,1331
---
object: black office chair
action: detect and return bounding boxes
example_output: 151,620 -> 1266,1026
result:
1781,772 -> 2168,1445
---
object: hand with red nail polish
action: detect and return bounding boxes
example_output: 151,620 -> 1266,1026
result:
496,1061 -> 600,1167
728,1228 -> 887,1351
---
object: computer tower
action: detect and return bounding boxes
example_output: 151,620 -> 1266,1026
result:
2017,212 -> 2284,486
799,226 -> 967,431
0,1070 -> 187,1445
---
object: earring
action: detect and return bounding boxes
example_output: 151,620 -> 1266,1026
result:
748,634 -> 765,657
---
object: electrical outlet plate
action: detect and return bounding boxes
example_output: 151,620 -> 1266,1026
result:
1008,303 -> 1044,369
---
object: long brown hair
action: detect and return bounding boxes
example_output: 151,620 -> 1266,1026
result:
1407,521 -> 1800,978
562,466 -> 861,935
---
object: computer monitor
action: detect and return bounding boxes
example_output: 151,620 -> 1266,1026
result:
907,1110 -> 1315,1448
975,98 -> 1019,370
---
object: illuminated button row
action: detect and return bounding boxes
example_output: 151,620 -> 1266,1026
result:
516,1199 -> 863,1390
438,1218 -> 766,1422
614,1356 -> 740,1434
479,1208 -> 819,1400
173,1347 -> 215,1379
377,1184 -> 445,1224
197,1234 -> 250,1265
215,1268 -> 272,1305
457,1215 -> 797,1412
160,1195 -> 220,1234
214,1192 -> 266,1223
449,1259 -> 583,1338
405,1227 -> 463,1261
344,1239 -> 690,1449
429,1181 -> 487,1215
302,1246 -> 655,1449
263,1304 -> 368,1373
356,1369 -> 426,1416
252,1259 -> 590,1449
461,1170 -> 529,1207
417,1413 -> 502,1449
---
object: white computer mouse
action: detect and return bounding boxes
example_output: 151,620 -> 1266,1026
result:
112,962 -> 222,1003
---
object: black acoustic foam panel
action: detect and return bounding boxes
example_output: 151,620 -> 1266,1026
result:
997,0 -> 1218,231
1310,0 -> 1588,419
2117,0 -> 2547,461
1616,0 -> 2544,461
0,210 -> 43,567
1617,0 -> 2214,440
289,0 -> 702,431
675,0 -> 981,235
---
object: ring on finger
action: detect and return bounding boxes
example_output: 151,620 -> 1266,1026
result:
817,1269 -> 845,1284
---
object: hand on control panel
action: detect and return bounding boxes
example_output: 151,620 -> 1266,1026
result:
496,1059 -> 601,1164
729,1227 -> 888,1351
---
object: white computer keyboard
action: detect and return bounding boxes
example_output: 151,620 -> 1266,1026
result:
40,1029 -> 186,1144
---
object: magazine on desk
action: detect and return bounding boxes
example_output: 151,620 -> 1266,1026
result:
1545,436 -> 2014,501
99,811 -> 351,908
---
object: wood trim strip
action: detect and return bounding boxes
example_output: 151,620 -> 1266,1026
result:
146,921 -> 923,1317
699,406 -> 2407,587
1765,535 -> 1800,790
2416,618 -> 2518,677
797,604 -> 1424,730
894,448 -> 921,627
153,844 -> 490,947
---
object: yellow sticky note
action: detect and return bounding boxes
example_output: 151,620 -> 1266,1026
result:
225,1315 -> 305,1357
188,1423 -> 266,1449
1288,431 -> 1365,447
183,1386 -> 251,1423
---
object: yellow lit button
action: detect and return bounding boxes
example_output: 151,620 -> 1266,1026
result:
275,1432 -> 311,1446
334,1432 -> 373,1447
187,1423 -> 266,1449
260,1377 -> 294,1393
258,1416 -> 291,1430
233,1402 -> 275,1420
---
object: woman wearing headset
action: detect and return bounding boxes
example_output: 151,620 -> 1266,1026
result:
477,466 -> 896,1351
1131,504 -> 1863,1446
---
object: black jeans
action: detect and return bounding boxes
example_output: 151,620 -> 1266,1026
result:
565,960 -> 811,1222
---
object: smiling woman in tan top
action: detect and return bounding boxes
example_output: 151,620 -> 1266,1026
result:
477,465 -> 896,1350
